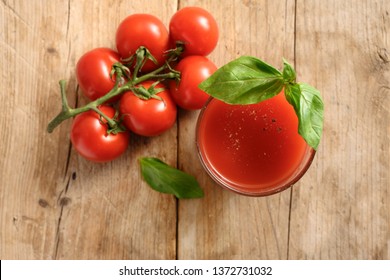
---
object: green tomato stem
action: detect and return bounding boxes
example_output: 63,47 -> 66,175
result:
89,106 -> 117,129
132,48 -> 146,81
59,80 -> 70,111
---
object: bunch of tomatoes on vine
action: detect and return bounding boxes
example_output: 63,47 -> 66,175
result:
48,7 -> 218,163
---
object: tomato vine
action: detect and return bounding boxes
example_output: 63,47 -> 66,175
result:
47,46 -> 181,134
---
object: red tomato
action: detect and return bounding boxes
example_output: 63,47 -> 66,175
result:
169,56 -> 217,110
70,106 -> 130,162
76,48 -> 121,102
115,14 -> 170,72
119,81 -> 177,136
169,7 -> 218,57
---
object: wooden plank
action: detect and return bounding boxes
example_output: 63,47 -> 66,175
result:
177,0 -> 296,259
288,0 -> 390,259
0,0 -> 179,259
0,0 -> 73,260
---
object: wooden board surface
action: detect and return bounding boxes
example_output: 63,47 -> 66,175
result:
289,0 -> 390,259
0,0 -> 389,260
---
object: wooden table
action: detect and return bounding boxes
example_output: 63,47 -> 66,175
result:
1,0 -> 389,260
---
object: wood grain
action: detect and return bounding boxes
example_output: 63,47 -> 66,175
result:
1,0 -> 389,260
288,0 -> 390,259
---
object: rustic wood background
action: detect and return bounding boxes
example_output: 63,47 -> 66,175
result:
1,0 -> 389,260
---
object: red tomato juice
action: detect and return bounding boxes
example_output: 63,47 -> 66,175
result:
196,92 -> 314,196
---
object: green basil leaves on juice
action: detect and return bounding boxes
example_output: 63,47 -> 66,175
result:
197,57 -> 323,195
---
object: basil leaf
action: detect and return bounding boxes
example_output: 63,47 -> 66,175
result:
285,83 -> 324,150
282,59 -> 296,83
199,56 -> 284,104
139,157 -> 204,199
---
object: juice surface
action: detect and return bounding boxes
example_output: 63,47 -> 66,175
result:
197,93 -> 307,192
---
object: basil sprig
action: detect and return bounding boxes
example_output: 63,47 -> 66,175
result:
199,56 -> 324,150
140,157 -> 204,199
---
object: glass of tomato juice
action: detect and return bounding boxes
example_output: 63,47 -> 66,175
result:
196,92 -> 316,196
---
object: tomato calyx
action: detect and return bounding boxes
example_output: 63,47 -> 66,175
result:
164,41 -> 185,61
110,62 -> 131,82
91,106 -> 127,135
122,46 -> 158,80
132,81 -> 165,102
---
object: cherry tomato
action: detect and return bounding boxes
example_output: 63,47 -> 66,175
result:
70,106 -> 130,162
116,14 -> 170,72
169,56 -> 217,110
119,81 -> 177,136
169,7 -> 218,57
76,48 -> 121,102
